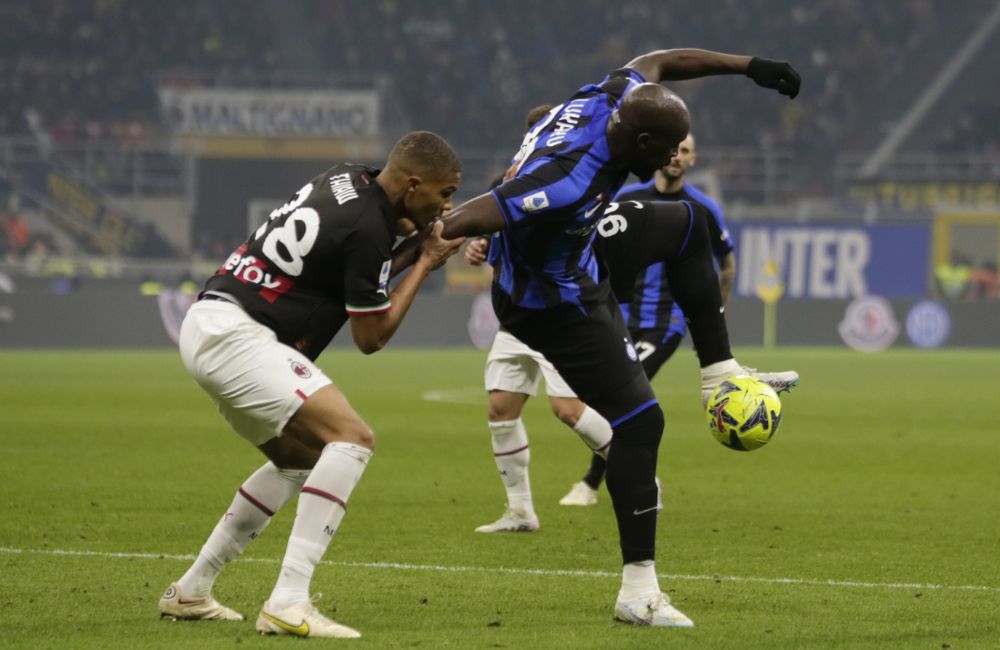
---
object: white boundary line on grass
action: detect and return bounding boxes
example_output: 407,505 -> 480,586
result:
2,546 -> 998,594
420,387 -> 485,405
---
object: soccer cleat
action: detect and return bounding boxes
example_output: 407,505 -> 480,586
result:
742,367 -> 800,395
559,481 -> 599,507
158,582 -> 245,621
614,592 -> 695,628
256,599 -> 361,639
474,508 -> 540,533
701,366 -> 750,407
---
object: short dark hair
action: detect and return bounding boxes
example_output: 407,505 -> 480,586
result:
525,104 -> 555,130
387,131 -> 460,177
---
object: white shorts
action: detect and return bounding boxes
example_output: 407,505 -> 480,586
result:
178,299 -> 332,446
484,330 -> 577,398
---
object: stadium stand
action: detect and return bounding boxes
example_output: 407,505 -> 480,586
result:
0,0 -> 997,256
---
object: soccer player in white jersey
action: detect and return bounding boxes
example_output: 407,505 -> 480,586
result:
458,105 -> 616,532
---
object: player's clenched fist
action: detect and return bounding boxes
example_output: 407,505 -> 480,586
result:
419,221 -> 465,270
745,57 -> 801,99
464,237 -> 489,266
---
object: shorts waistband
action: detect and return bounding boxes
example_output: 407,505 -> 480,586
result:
199,291 -> 240,306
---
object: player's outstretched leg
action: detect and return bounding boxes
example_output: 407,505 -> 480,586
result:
476,418 -> 539,532
258,441 -> 370,638
661,205 -> 800,407
159,462 -> 309,621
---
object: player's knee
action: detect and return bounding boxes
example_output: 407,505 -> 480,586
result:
487,403 -> 517,422
488,391 -> 524,422
311,419 -> 376,450
682,203 -> 711,254
271,453 -> 319,471
553,408 -> 579,427
549,397 -> 584,427
261,437 -> 321,470
347,422 -> 376,450
611,402 -> 664,447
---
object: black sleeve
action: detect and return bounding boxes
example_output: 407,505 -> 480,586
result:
342,211 -> 393,315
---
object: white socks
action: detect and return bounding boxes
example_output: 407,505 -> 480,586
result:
178,462 -> 310,598
488,418 -> 535,517
269,442 -> 372,610
571,406 -> 613,459
619,560 -> 661,600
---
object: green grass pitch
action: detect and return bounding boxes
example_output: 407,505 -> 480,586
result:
1,346 -> 998,648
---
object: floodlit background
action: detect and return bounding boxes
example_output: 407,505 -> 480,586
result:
0,0 -> 998,347
1,2 -> 998,648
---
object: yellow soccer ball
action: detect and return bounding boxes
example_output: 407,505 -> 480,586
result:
706,376 -> 782,451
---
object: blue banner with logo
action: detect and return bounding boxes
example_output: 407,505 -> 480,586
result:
728,222 -> 931,299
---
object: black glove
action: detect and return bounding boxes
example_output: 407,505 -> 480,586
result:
746,57 -> 801,99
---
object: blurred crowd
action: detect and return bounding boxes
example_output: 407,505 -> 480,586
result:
935,253 -> 999,302
0,192 -> 60,264
2,0 -> 998,192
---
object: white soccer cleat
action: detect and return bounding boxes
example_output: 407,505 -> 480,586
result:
742,366 -> 800,395
559,481 -> 599,507
614,592 -> 695,628
256,599 -> 361,639
474,508 -> 540,533
158,582 -> 245,621
701,366 -> 750,407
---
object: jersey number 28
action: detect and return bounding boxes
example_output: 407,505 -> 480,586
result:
255,183 -> 320,277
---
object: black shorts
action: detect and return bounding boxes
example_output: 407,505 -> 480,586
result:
493,284 -> 655,424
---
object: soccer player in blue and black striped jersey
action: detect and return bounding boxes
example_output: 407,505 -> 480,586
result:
399,47 -> 800,628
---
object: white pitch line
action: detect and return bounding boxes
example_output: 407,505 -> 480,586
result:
2,546 -> 998,593
420,387 -> 485,405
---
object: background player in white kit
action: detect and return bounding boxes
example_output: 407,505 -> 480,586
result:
474,327 -> 615,532
158,132 -> 464,639
465,104 -> 616,533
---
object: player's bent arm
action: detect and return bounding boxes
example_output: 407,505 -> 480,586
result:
439,193 -> 506,240
349,261 -> 430,354
392,197 -> 497,277
718,251 -> 736,306
627,49 -> 800,98
352,223 -> 462,353
627,49 -> 750,83
389,228 -> 431,279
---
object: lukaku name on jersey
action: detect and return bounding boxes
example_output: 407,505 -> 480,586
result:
490,69 -> 646,311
